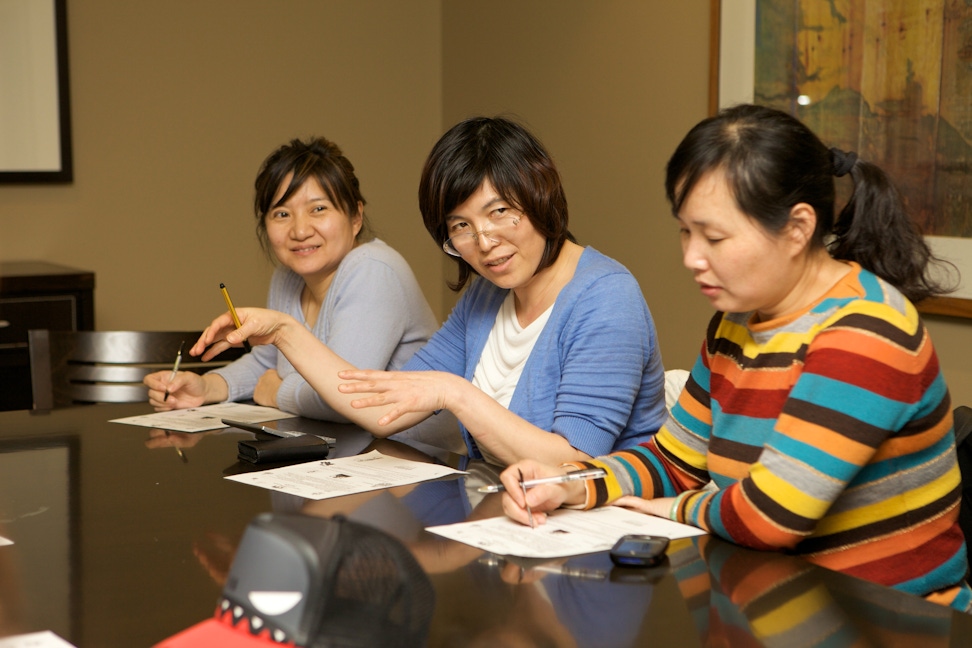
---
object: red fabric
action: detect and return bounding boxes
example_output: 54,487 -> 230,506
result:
154,614 -> 295,648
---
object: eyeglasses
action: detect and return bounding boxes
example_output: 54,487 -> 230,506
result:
442,212 -> 521,257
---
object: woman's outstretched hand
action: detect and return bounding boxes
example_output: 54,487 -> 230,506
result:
190,307 -> 295,360
336,369 -> 464,426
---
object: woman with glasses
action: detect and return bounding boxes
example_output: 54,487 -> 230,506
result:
498,104 -> 971,612
145,137 -> 438,423
190,117 -> 667,466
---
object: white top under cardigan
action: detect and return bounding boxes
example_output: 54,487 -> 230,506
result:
472,293 -> 553,464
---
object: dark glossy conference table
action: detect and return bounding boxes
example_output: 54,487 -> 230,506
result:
1,402 -> 971,647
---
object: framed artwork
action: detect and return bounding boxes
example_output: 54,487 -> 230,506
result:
0,0 -> 73,183
710,0 -> 972,318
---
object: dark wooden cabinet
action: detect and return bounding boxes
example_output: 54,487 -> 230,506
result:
0,261 -> 95,411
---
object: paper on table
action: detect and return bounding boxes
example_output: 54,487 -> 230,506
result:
225,450 -> 467,500
427,506 -> 706,559
0,631 -> 77,648
0,535 -> 12,547
110,402 -> 294,433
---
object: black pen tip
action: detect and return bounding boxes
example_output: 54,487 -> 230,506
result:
219,282 -> 226,289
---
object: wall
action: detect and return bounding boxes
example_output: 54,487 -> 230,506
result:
1,0 -> 969,401
925,314 -> 972,406
0,0 -> 446,327
441,0 -> 714,370
441,0 -> 972,403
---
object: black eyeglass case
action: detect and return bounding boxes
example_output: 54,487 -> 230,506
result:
237,434 -> 330,465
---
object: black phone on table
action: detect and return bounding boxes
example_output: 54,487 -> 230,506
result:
609,534 -> 670,567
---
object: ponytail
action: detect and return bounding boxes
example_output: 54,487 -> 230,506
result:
827,150 -> 955,303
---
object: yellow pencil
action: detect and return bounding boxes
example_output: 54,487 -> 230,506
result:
219,282 -> 251,351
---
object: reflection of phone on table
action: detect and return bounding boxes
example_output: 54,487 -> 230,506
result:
609,534 -> 669,567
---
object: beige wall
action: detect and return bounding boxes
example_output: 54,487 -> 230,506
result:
2,0 -> 970,402
441,0 -> 972,404
441,0 -> 718,369
0,0 -> 446,326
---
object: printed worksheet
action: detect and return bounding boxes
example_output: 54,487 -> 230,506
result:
427,506 -> 706,559
110,403 -> 294,433
225,450 -> 467,499
0,631 -> 76,648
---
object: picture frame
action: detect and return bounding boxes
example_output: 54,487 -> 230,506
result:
710,0 -> 972,319
0,0 -> 73,183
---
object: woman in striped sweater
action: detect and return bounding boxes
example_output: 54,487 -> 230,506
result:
500,104 -> 972,611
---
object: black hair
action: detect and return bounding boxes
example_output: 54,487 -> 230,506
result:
253,137 -> 371,259
665,104 -> 954,303
418,116 -> 574,291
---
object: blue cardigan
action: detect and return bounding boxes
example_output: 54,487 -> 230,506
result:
404,247 -> 667,458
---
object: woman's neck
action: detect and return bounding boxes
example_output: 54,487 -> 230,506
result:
300,275 -> 333,327
755,249 -> 850,322
512,241 -> 583,328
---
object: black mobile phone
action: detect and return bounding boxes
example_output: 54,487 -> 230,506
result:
609,534 -> 670,568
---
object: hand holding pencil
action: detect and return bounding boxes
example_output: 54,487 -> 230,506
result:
190,291 -> 297,362
219,283 -> 252,352
191,283 -> 265,360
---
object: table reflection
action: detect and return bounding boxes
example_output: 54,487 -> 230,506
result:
265,443 -> 660,648
0,403 -> 968,647
669,535 -> 960,647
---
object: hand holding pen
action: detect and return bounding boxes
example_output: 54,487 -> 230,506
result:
480,467 -> 606,493
499,462 -> 606,528
163,341 -> 185,402
518,469 -> 535,528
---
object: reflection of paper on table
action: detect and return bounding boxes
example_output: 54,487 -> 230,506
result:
225,450 -> 466,500
0,535 -> 12,547
0,631 -> 77,647
110,403 -> 294,433
427,506 -> 706,559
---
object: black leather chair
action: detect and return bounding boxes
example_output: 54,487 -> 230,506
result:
27,330 -> 245,409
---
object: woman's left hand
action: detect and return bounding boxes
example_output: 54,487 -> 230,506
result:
612,495 -> 674,519
254,369 -> 282,407
336,369 -> 463,426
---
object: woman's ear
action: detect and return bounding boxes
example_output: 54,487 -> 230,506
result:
352,201 -> 364,237
785,203 -> 817,253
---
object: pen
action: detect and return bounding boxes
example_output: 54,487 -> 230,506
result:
220,419 -> 336,445
478,467 -> 607,493
163,341 -> 185,402
219,282 -> 252,352
477,555 -> 607,580
519,468 -> 535,529
164,430 -> 188,463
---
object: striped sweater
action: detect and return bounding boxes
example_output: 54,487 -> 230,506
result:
574,263 -> 972,611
